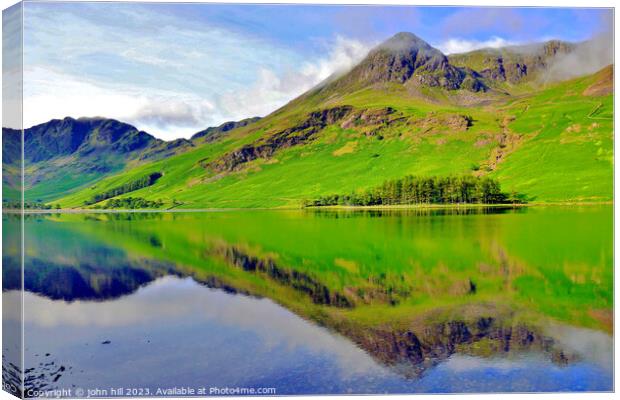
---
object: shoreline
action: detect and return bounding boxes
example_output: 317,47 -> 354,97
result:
304,201 -> 613,210
2,201 -> 613,214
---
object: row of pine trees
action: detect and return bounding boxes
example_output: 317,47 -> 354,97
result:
305,175 -> 522,207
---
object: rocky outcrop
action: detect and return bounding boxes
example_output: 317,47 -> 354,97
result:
450,40 -> 576,85
207,106 -> 476,172
209,106 -> 355,172
340,107 -> 397,129
479,58 -> 528,83
412,112 -> 473,134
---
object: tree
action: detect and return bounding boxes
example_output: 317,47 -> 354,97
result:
306,175 -> 521,207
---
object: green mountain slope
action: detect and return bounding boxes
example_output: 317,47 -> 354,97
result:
490,66 -> 613,202
56,73 -> 612,209
48,33 -> 613,209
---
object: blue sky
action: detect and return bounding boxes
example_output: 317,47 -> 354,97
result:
16,3 -> 612,139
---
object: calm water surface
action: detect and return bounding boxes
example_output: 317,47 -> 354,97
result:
2,206 -> 613,395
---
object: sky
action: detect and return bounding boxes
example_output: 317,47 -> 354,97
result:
5,3 -> 613,139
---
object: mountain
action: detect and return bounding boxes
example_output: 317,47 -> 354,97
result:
9,32 -> 613,209
2,116 -> 259,203
320,32 -> 487,93
2,117 -> 186,203
22,117 -> 160,163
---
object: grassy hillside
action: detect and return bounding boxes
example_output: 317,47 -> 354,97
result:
54,71 -> 611,209
491,68 -> 613,202
55,67 -> 612,210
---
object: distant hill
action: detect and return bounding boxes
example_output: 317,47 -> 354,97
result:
22,117 -> 161,163
2,116 -> 260,202
3,117 -> 187,202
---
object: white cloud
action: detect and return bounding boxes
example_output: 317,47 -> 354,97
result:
20,4 -> 373,140
2,4 -> 23,129
435,36 -> 517,55
23,36 -> 371,140
23,67 -> 220,140
542,33 -> 613,82
218,36 -> 372,121
300,36 -> 372,83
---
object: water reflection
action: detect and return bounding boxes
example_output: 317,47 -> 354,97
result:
9,278 -> 612,394
305,205 -> 526,218
2,207 -> 613,394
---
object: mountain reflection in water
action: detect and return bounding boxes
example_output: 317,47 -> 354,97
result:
2,207 -> 613,394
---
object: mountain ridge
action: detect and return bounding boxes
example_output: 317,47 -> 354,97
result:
2,115 -> 261,202
448,40 -> 576,85
191,116 -> 262,142
2,32 -> 613,208
283,34 -> 589,114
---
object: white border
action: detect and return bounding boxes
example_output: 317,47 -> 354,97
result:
0,1 -> 616,400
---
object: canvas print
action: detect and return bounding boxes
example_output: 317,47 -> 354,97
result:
1,2 -> 614,397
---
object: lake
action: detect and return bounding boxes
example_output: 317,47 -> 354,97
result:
2,206 -> 613,396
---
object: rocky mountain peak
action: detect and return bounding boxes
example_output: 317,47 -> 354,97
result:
376,32 -> 436,54
319,32 -> 486,93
